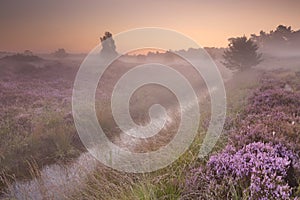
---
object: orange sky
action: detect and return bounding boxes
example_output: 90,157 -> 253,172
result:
1,0 -> 300,53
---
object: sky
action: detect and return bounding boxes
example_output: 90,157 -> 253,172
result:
1,0 -> 300,53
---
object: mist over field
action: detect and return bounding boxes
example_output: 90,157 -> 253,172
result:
1,0 -> 300,199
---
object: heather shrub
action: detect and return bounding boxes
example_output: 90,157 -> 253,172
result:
230,111 -> 300,153
183,76 -> 300,199
183,142 -> 298,199
247,85 -> 300,115
230,78 -> 300,153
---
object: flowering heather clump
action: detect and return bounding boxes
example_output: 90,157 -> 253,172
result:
230,78 -> 300,153
183,142 -> 297,199
183,76 -> 300,199
247,86 -> 300,115
230,112 -> 300,154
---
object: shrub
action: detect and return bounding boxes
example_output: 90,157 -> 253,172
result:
230,78 -> 300,152
183,142 -> 298,199
183,76 -> 300,199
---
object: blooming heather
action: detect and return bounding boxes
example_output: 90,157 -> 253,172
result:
183,77 -> 300,199
183,142 -> 297,199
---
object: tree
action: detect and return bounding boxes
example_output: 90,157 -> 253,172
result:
100,32 -> 118,57
53,48 -> 68,58
223,36 -> 262,71
250,25 -> 300,51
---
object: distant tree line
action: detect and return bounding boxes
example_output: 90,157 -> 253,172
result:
251,25 -> 300,51
101,25 -> 298,72
222,25 -> 300,71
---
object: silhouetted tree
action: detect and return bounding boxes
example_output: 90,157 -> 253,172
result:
250,25 -> 300,51
53,48 -> 68,58
223,36 -> 262,71
100,32 -> 118,57
275,25 -> 292,35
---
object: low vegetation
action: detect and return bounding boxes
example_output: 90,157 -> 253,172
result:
183,72 -> 300,199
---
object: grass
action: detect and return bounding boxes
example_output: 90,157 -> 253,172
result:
2,67 -> 296,199
70,69 -> 261,199
0,108 -> 83,192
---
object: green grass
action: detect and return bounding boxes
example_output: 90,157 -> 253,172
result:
0,108 -> 83,191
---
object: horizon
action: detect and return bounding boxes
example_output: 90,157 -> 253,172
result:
1,0 -> 300,54
1,24 -> 299,55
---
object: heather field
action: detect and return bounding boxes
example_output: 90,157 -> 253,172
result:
0,51 -> 299,199
183,72 -> 300,199
0,55 -> 83,188
2,0 -> 300,199
72,70 -> 300,200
